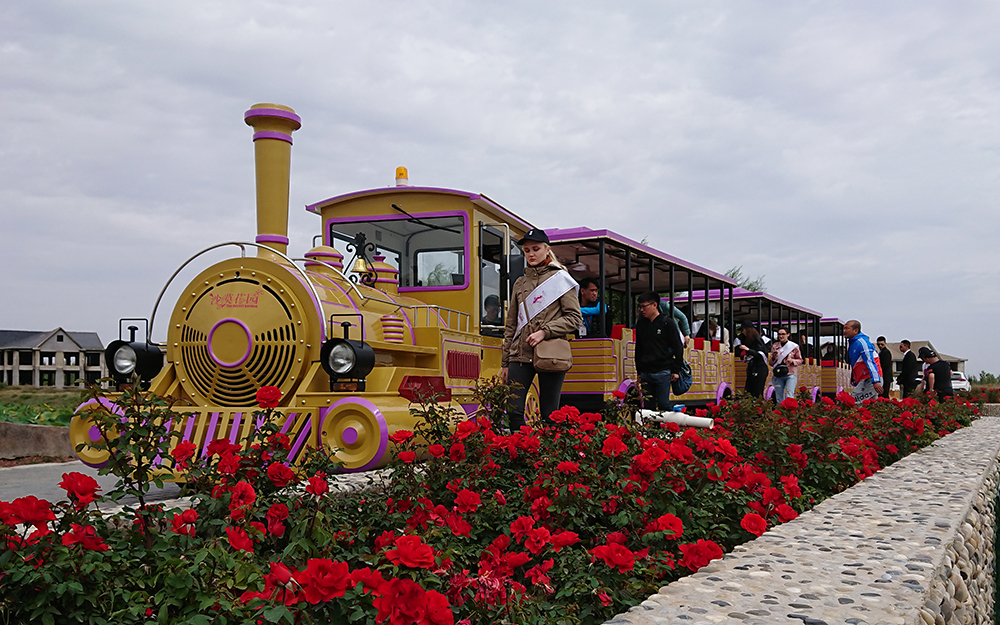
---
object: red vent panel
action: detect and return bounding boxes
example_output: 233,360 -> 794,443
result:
446,351 -> 480,379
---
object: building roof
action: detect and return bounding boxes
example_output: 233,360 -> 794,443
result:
884,341 -> 967,364
0,328 -> 104,350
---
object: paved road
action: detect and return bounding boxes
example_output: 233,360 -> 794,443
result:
0,460 -> 183,508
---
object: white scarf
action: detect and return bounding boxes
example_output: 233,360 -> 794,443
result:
774,340 -> 797,364
514,269 -> 579,338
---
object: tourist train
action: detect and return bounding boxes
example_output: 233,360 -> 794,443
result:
69,103 -> 853,475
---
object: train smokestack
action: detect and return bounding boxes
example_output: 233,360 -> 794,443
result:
244,104 -> 302,258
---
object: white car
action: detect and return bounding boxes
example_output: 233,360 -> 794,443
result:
951,371 -> 972,393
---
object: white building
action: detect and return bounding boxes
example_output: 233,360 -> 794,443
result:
0,328 -> 107,388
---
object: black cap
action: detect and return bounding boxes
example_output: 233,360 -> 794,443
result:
739,320 -> 755,330
517,228 -> 549,245
918,347 -> 936,359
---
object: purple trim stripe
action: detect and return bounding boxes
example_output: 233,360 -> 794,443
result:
256,234 -> 290,245
183,413 -> 197,442
228,412 -> 243,444
201,412 -> 220,457
252,131 -> 292,144
244,107 -> 302,125
324,210 -> 471,291
289,414 -> 313,462
280,412 -> 298,435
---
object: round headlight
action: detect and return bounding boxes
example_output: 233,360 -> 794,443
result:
114,345 -> 137,375
327,342 -> 356,375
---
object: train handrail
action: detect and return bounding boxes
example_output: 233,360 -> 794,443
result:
410,305 -> 471,333
148,242 -> 327,345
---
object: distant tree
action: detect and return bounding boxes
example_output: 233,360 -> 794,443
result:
971,371 -> 999,386
725,265 -> 766,292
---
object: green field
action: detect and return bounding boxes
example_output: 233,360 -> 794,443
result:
0,385 -> 87,426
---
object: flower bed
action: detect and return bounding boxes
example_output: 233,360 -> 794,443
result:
0,386 -> 980,625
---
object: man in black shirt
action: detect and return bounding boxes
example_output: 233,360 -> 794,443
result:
876,336 -> 892,398
634,291 -> 683,411
897,340 -> 919,397
919,347 -> 953,399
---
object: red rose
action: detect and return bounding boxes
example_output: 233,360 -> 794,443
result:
390,430 -> 415,444
590,543 -> 635,573
526,558 -> 554,587
59,472 -> 100,508
61,523 -> 109,551
679,539 -> 724,571
524,527 -> 551,554
780,397 -> 799,410
775,504 -> 799,522
454,489 -> 481,514
424,589 -> 455,625
256,386 -> 282,409
373,578 -> 428,625
349,567 -> 385,594
270,562 -> 294,586
228,481 -> 256,520
645,513 -> 683,539
398,451 -> 416,463
172,441 -> 198,465
780,475 -> 802,499
218,452 -> 241,476
306,476 -> 329,497
429,444 -> 446,458
300,558 -> 350,604
226,526 -> 254,552
741,513 -> 767,536
449,443 -> 466,462
9,496 -> 56,528
267,463 -> 296,488
550,530 -> 580,551
386,534 -> 436,569
556,461 -> 579,474
510,516 -> 534,542
602,435 -> 628,457
445,514 -> 472,537
206,438 -> 239,457
494,489 -> 507,505
455,420 -> 479,440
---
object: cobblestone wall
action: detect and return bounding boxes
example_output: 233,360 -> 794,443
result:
606,411 -> 1000,625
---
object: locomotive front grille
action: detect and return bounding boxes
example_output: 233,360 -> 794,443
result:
171,274 -> 308,407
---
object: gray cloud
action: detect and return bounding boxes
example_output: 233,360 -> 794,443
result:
1,0 -> 997,374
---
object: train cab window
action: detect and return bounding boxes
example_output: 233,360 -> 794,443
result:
480,226 -> 505,336
328,214 -> 466,289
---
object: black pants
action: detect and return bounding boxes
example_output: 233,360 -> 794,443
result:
507,361 -> 566,430
901,384 -> 916,398
745,363 -> 767,397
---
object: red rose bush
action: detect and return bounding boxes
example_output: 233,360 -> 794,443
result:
0,382 -> 979,624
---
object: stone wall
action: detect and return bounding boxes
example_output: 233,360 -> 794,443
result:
606,412 -> 1000,625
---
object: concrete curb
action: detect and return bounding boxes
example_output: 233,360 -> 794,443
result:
0,422 -> 74,460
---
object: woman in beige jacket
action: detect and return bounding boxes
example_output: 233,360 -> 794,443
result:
501,229 -> 583,429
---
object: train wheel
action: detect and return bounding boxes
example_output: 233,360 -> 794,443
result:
320,398 -> 388,472
523,381 -> 541,427
68,398 -> 122,468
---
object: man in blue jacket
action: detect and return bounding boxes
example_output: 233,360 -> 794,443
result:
843,319 -> 883,401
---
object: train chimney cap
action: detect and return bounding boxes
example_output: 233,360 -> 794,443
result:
395,166 -> 408,186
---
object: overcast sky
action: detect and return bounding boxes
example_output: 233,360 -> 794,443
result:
2,1 -> 998,376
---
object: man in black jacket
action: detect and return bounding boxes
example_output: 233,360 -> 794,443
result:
897,339 -> 919,397
634,291 -> 683,411
876,336 -> 892,398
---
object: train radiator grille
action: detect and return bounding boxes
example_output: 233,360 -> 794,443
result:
179,324 -> 298,406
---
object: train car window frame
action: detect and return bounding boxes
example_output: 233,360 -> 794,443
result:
325,212 -> 470,291
478,223 -> 507,336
